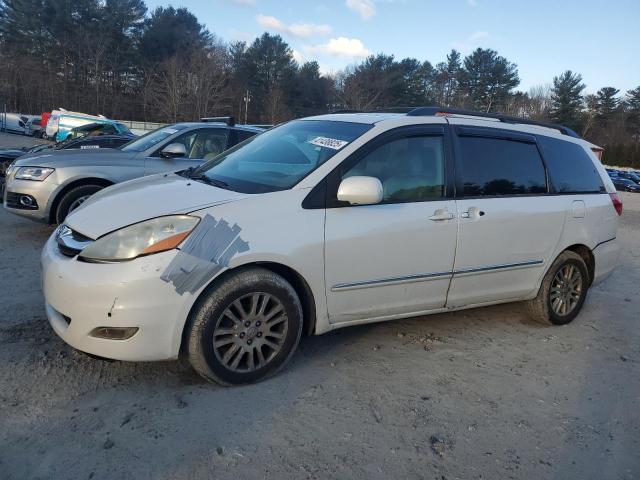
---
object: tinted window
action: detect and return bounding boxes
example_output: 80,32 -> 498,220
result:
236,129 -> 258,142
537,136 -> 605,193
458,136 -> 546,196
110,138 -> 132,148
342,135 -> 445,203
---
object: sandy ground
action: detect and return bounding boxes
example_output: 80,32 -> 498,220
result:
0,132 -> 639,479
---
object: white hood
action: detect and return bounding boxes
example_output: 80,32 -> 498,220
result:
65,173 -> 245,238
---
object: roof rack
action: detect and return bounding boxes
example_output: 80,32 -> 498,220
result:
201,116 -> 236,126
329,106 -> 580,138
405,107 -> 580,138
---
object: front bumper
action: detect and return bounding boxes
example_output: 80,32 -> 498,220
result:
41,234 -> 196,361
3,175 -> 56,222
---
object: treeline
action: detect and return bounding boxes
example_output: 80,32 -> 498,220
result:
0,0 -> 638,166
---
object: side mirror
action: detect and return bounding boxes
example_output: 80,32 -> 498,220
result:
160,143 -> 187,159
337,176 -> 383,205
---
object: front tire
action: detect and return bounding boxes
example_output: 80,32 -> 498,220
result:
186,267 -> 303,385
55,184 -> 104,224
525,251 -> 589,325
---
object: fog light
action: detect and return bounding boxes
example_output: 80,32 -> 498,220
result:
89,327 -> 139,340
20,195 -> 34,206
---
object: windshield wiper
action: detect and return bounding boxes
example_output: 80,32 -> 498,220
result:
178,166 -> 196,178
190,173 -> 229,189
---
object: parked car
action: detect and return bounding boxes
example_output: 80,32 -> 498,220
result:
45,109 -> 113,142
66,121 -> 133,141
39,108 -> 621,385
0,113 -> 27,134
4,119 -> 262,223
0,135 -> 138,201
612,177 -> 640,192
25,117 -> 43,137
616,171 -> 640,184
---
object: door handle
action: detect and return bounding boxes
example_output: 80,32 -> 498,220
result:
429,209 -> 455,221
460,207 -> 485,219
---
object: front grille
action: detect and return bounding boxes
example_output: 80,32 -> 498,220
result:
58,242 -> 82,257
5,192 -> 39,210
56,226 -> 94,257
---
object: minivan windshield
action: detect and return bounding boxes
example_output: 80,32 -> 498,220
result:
121,125 -> 189,152
191,120 -> 372,193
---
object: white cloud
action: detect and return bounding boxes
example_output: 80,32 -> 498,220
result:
256,14 -> 331,38
453,30 -> 490,51
289,22 -> 332,37
292,49 -> 305,64
230,0 -> 256,5
306,37 -> 371,58
467,0 -> 477,6
345,0 -> 376,20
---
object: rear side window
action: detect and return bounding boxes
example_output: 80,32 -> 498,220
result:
537,136 -> 605,194
457,136 -> 547,196
236,129 -> 258,142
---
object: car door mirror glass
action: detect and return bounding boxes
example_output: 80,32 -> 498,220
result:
160,143 -> 187,159
337,176 -> 383,205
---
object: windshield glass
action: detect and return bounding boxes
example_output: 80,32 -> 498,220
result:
121,125 -> 188,152
115,122 -> 132,135
192,120 -> 372,193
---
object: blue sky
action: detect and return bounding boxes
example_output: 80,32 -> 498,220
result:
146,0 -> 640,94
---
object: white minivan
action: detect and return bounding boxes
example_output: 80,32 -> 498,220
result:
41,108 -> 621,385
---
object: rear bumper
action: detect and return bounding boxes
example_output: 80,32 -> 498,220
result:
592,238 -> 620,285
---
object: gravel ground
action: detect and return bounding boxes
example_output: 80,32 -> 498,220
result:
0,131 -> 50,149
0,134 -> 639,479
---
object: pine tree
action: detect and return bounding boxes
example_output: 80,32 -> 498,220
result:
550,70 -> 585,131
457,48 -> 520,112
596,87 -> 621,118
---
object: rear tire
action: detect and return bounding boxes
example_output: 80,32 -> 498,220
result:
186,267 -> 303,386
525,251 -> 589,325
55,184 -> 104,224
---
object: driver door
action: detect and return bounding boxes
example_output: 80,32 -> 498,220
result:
144,128 -> 229,175
323,125 -> 458,323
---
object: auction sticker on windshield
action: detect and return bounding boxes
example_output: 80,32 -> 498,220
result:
309,137 -> 349,150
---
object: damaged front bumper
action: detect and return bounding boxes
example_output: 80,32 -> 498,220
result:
41,233 -> 197,361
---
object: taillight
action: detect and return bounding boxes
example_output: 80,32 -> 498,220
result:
609,193 -> 623,216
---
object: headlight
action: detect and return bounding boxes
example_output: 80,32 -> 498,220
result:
15,166 -> 54,181
78,215 -> 200,262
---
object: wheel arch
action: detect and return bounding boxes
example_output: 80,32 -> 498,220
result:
49,177 -> 114,223
179,261 -> 317,355
564,244 -> 595,285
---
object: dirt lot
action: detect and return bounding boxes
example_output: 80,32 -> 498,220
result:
0,132 -> 639,479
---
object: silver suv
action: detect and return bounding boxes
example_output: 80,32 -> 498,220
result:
3,121 -> 263,223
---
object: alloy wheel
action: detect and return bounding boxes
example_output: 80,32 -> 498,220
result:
549,264 -> 583,316
212,292 -> 288,373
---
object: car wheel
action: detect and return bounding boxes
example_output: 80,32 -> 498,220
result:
55,184 -> 104,224
525,250 -> 589,325
186,267 -> 303,385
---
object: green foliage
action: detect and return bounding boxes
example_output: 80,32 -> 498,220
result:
139,6 -> 209,65
457,48 -> 520,112
550,70 -> 585,131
